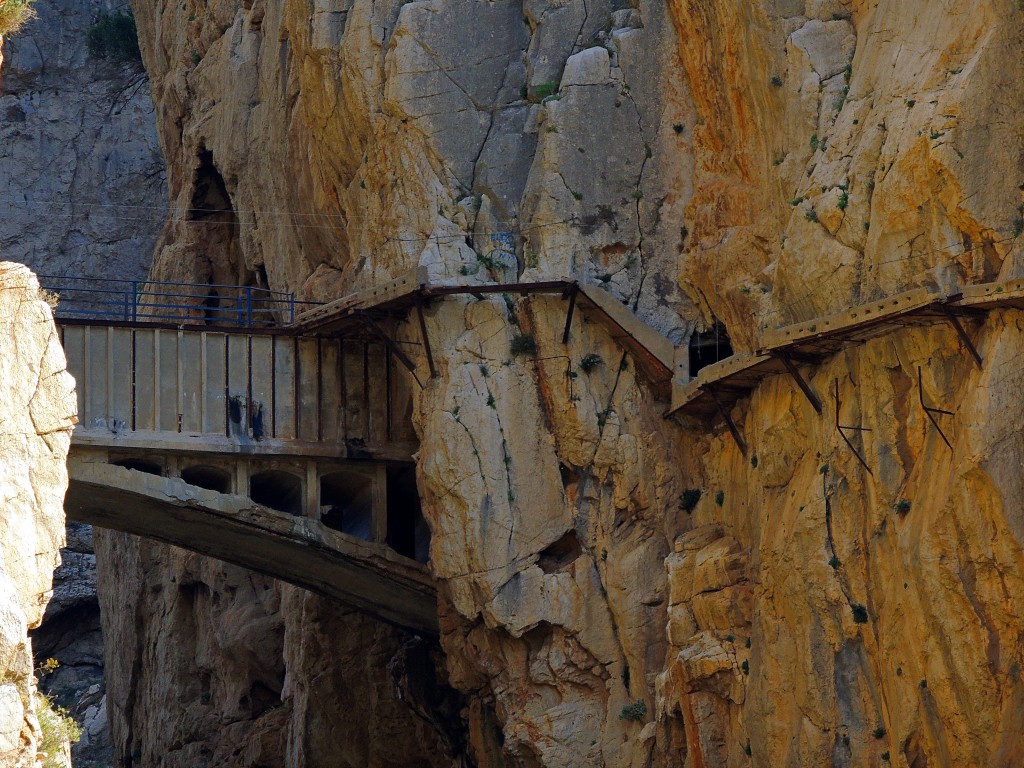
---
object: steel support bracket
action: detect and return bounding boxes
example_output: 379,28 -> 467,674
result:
834,379 -> 873,474
776,353 -> 823,414
356,311 -> 423,389
940,305 -> 982,367
708,387 -> 747,455
413,293 -> 438,379
561,285 -> 579,345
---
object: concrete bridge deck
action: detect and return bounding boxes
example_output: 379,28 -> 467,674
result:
66,461 -> 438,634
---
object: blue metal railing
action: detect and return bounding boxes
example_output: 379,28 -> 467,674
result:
37,275 -> 317,328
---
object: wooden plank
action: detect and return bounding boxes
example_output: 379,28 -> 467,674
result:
390,350 -> 417,443
667,354 -> 781,417
108,328 -> 133,433
226,334 -> 248,440
251,335 -> 274,438
293,267 -> 428,330
958,279 -> 1024,310
62,326 -> 86,427
343,340 -> 368,444
319,339 -> 343,446
203,333 -> 228,435
134,329 -> 156,432
273,336 -> 297,440
762,287 -> 945,351
86,326 -> 108,430
367,343 -> 389,446
297,337 -> 319,442
179,331 -> 203,433
157,330 -> 179,432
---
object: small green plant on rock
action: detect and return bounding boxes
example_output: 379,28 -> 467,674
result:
678,489 -> 701,513
37,692 -> 82,768
580,353 -> 603,373
894,499 -> 912,515
714,490 -> 725,506
872,725 -> 887,739
851,603 -> 869,623
87,10 -> 142,62
510,333 -> 537,355
619,700 -> 647,722
529,81 -> 559,102
0,0 -> 35,36
805,208 -> 819,222
771,75 -> 783,87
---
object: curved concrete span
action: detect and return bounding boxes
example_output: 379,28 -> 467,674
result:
65,461 -> 438,635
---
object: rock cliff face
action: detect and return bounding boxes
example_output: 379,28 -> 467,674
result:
0,262 -> 77,766
100,0 -> 1024,766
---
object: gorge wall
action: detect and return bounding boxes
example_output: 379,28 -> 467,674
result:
9,0 -> 1024,765
0,263 -> 77,766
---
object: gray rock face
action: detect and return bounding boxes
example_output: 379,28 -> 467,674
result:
0,0 -> 163,284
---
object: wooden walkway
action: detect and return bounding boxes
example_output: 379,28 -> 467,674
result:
293,269 -> 675,397
666,280 -> 1024,436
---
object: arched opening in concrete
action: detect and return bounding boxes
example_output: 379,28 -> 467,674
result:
387,466 -> 430,563
688,321 -> 733,378
111,458 -> 163,476
249,469 -> 302,516
181,465 -> 232,494
319,471 -> 373,540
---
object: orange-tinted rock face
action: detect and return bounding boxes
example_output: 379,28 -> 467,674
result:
111,0 -> 1024,765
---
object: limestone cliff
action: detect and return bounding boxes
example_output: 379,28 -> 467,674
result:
101,0 -> 1024,766
0,262 -> 77,765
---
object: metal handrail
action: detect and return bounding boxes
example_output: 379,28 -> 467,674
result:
38,275 -> 318,328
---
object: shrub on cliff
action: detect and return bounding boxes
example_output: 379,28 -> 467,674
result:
0,0 -> 35,37
36,692 -> 81,768
87,10 -> 141,63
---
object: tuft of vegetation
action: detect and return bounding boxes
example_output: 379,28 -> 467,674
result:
1013,218 -> 1024,238
920,678 -> 927,688
741,659 -> 749,675
872,726 -> 887,739
750,455 -> 758,468
673,123 -> 685,134
894,499 -> 912,516
678,489 -> 701,513
829,555 -> 840,569
619,700 -> 647,722
810,133 -> 820,152
510,333 -> 537,355
87,10 -> 142,62
838,190 -> 849,211
771,75 -> 784,87
37,692 -> 82,768
37,288 -> 59,311
905,99 -> 916,108
529,81 -> 559,103
486,393 -> 496,409
714,490 -> 725,506
882,752 -> 891,762
744,741 -> 752,756
0,0 -> 35,36
579,353 -> 603,373
790,196 -> 805,206
851,603 -> 869,624
805,208 -> 819,223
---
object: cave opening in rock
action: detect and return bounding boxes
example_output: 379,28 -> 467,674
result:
319,471 -> 374,539
249,469 -> 302,516
387,466 -> 430,563
537,530 -> 582,574
688,321 -> 733,378
111,458 -> 163,476
181,465 -> 232,494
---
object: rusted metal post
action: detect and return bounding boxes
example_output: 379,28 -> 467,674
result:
918,366 -> 954,451
834,379 -> 873,474
357,311 -> 423,389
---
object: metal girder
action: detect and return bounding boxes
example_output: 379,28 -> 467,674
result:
707,387 -> 747,455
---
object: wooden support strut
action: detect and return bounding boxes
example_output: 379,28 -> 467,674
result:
356,311 -> 423,389
918,366 -> 954,451
776,353 -> 823,414
561,285 -> 578,344
940,305 -> 982,367
414,293 -> 437,379
707,387 -> 747,455
834,379 -> 872,474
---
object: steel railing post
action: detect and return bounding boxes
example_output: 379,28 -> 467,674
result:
131,281 -> 138,323
289,293 -> 295,324
246,286 -> 253,327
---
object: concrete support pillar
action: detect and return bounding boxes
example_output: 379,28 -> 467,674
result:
305,461 -> 319,520
371,464 -> 388,544
235,459 -> 249,497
